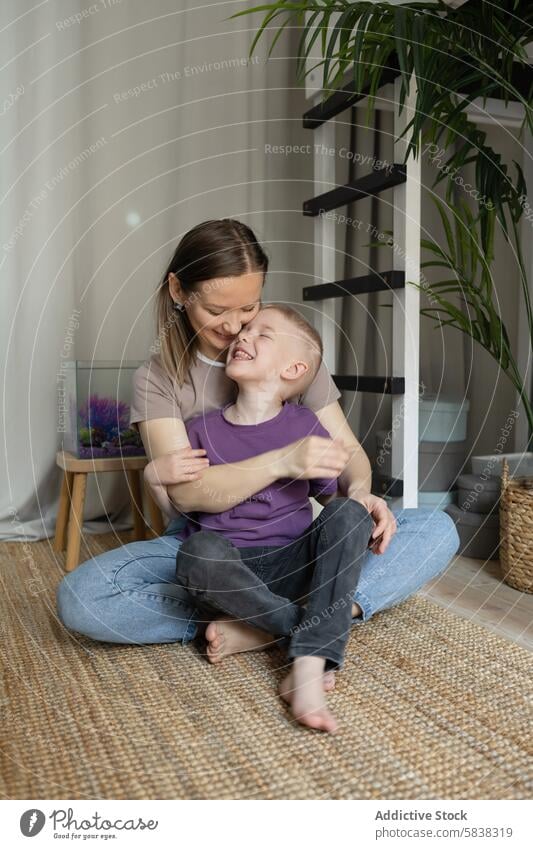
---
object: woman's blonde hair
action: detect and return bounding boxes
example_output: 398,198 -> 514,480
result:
154,219 -> 269,385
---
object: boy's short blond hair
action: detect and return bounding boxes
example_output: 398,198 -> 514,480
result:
261,303 -> 323,395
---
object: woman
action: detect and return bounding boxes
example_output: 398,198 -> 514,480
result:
56,218 -> 460,653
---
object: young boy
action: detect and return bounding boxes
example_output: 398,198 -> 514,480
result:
172,304 -> 374,734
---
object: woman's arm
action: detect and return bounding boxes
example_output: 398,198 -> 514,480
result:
314,401 -> 397,554
314,490 -> 341,507
143,447 -> 209,519
138,417 -> 349,515
314,401 -> 372,498
143,471 -> 180,520
139,418 -> 289,514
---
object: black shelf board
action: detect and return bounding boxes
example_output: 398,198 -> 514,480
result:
332,375 -> 405,394
303,52 -> 532,130
303,163 -> 406,216
303,270 -> 404,301
303,57 -> 400,129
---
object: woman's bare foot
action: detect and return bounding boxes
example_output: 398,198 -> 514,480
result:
279,657 -> 338,734
204,617 -> 278,664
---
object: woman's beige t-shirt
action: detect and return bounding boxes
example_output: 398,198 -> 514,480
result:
129,351 -> 341,427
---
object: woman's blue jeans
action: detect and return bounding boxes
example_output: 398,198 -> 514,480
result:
56,507 -> 460,645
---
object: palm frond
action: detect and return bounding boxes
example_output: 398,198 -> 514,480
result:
230,0 -> 533,440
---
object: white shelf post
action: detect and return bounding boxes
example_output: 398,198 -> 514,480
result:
392,74 -> 421,508
313,102 -> 337,373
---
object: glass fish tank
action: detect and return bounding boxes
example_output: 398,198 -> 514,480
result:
60,360 -> 145,459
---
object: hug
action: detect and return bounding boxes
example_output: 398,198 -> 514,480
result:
56,218 -> 460,733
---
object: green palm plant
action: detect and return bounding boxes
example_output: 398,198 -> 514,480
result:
230,0 -> 533,250
230,0 -> 533,446
371,199 -> 533,443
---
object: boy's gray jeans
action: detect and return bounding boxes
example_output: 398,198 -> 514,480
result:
175,497 -> 374,671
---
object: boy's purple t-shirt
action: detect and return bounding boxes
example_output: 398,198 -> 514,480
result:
176,401 -> 338,548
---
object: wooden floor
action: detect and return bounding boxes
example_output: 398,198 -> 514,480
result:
421,553 -> 533,651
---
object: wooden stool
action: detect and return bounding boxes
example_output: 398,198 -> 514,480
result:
53,450 -> 166,572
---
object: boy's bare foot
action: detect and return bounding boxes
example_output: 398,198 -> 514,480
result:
279,656 -> 338,734
322,669 -> 336,692
204,618 -> 278,663
204,619 -> 336,694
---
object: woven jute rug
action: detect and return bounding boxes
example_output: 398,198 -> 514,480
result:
1,534 -> 531,800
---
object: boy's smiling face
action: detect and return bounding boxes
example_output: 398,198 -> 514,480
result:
225,308 -> 313,396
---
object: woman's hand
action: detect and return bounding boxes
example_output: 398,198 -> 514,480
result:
277,435 -> 350,481
348,490 -> 397,555
144,448 -> 209,519
144,447 -> 210,486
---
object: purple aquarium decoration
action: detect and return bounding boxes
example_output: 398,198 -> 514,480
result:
76,393 -> 144,458
79,394 -> 130,432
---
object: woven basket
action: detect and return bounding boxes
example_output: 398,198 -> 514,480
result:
499,458 -> 533,593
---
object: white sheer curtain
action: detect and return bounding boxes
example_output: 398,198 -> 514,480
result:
0,0 -> 314,540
